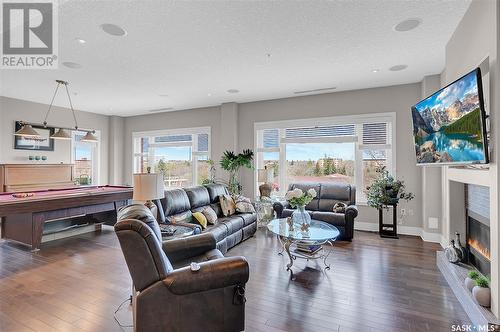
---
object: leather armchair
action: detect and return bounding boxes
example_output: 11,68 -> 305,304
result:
115,204 -> 249,332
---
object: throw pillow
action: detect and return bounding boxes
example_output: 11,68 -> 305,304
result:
167,210 -> 193,224
220,194 -> 236,217
201,206 -> 218,225
333,202 -> 347,213
192,212 -> 207,229
234,195 -> 252,204
236,201 -> 256,214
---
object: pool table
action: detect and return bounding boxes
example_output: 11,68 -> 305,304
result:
0,185 -> 133,250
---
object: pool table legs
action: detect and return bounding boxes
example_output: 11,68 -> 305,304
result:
1,213 -> 42,251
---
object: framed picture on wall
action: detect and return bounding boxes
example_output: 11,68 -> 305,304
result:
14,121 -> 55,151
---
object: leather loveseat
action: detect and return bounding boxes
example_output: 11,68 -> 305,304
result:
155,184 -> 257,254
273,182 -> 358,241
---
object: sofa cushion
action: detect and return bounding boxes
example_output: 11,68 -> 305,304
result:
201,206 -> 218,225
205,184 -> 229,204
210,203 -> 223,217
311,211 -> 346,228
220,194 -> 236,216
167,210 -> 193,224
282,208 -> 313,219
236,213 -> 257,227
289,182 -> 321,211
205,223 -> 228,242
192,212 -> 207,229
185,186 -> 211,209
162,189 -> 191,216
319,183 -> 355,206
218,216 -> 244,234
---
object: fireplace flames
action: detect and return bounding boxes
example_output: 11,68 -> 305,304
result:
468,238 -> 491,261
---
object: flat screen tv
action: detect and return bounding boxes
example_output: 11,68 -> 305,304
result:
411,68 -> 489,166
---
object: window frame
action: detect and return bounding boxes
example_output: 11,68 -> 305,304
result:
254,113 -> 396,204
132,126 -> 211,187
71,130 -> 101,185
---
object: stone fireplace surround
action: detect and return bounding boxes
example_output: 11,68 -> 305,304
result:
440,167 -> 500,327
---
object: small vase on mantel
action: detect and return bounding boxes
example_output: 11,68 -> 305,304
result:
291,205 -> 311,226
454,232 -> 466,262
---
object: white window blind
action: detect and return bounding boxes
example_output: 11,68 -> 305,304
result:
285,124 -> 356,138
362,122 -> 388,145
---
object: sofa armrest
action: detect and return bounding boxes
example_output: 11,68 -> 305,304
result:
273,201 -> 290,218
162,233 -> 216,263
163,256 -> 249,295
345,205 -> 358,220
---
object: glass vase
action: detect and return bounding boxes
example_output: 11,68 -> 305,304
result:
291,205 -> 311,226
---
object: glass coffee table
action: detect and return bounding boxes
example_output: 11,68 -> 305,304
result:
267,218 -> 340,272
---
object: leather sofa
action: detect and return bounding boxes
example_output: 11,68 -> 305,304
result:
155,184 -> 257,254
115,204 -> 249,332
273,182 -> 358,241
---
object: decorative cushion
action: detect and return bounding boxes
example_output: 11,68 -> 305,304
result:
192,212 -> 207,229
333,202 -> 347,213
166,210 -> 193,224
201,206 -> 218,225
236,201 -> 256,214
234,195 -> 252,204
219,194 -> 236,217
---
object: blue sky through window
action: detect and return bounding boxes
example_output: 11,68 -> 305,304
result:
285,143 -> 355,161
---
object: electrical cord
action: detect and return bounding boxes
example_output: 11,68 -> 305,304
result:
113,296 -> 133,330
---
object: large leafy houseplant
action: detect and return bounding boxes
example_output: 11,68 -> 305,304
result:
220,149 -> 254,195
366,166 -> 414,209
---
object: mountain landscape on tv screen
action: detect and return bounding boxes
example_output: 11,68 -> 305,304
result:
412,71 -> 486,164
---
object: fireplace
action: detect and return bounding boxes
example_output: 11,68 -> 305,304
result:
466,211 -> 490,276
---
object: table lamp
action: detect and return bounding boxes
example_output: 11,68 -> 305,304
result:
133,171 -> 165,215
258,166 -> 274,198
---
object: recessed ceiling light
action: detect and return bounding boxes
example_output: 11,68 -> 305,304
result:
394,18 -> 422,32
75,38 -> 86,44
100,23 -> 127,37
62,61 -> 82,69
294,87 -> 337,95
227,89 -> 239,94
372,69 -> 380,73
389,64 -> 408,71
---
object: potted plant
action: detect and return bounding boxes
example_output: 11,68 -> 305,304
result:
366,166 -> 414,210
472,276 -> 491,307
220,149 -> 254,195
285,188 -> 317,226
465,270 -> 479,292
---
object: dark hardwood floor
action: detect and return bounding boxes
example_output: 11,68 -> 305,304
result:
0,227 -> 469,332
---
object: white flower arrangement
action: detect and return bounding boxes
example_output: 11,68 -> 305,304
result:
285,187 -> 317,208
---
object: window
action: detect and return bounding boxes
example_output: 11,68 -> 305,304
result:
133,127 -> 211,188
255,114 -> 395,203
72,131 -> 100,185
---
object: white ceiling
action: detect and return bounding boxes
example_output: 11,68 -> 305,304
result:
0,0 -> 471,116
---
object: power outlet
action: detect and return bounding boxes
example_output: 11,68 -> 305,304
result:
428,217 -> 439,229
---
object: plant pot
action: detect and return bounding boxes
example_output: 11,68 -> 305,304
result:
472,286 -> 491,307
465,277 -> 476,292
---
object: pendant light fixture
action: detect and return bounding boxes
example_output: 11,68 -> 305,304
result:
14,80 -> 98,143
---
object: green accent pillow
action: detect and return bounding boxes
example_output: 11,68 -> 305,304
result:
192,212 -> 207,230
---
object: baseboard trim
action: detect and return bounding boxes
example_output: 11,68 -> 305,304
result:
354,222 -> 443,245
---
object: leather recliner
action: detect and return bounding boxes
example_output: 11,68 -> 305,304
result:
273,182 -> 358,241
115,204 -> 249,332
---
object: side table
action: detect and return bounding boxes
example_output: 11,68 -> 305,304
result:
378,203 -> 398,239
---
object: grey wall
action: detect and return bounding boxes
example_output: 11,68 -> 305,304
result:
123,105 -> 222,185
123,83 -> 423,228
237,83 -> 422,228
0,97 -> 110,184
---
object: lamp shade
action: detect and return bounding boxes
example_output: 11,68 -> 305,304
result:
133,173 -> 165,201
51,128 -> 72,140
14,124 -> 41,138
81,131 -> 99,143
257,168 -> 274,183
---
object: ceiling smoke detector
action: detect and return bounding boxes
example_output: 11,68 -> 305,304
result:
389,64 -> 408,71
100,23 -> 127,37
394,18 -> 422,32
